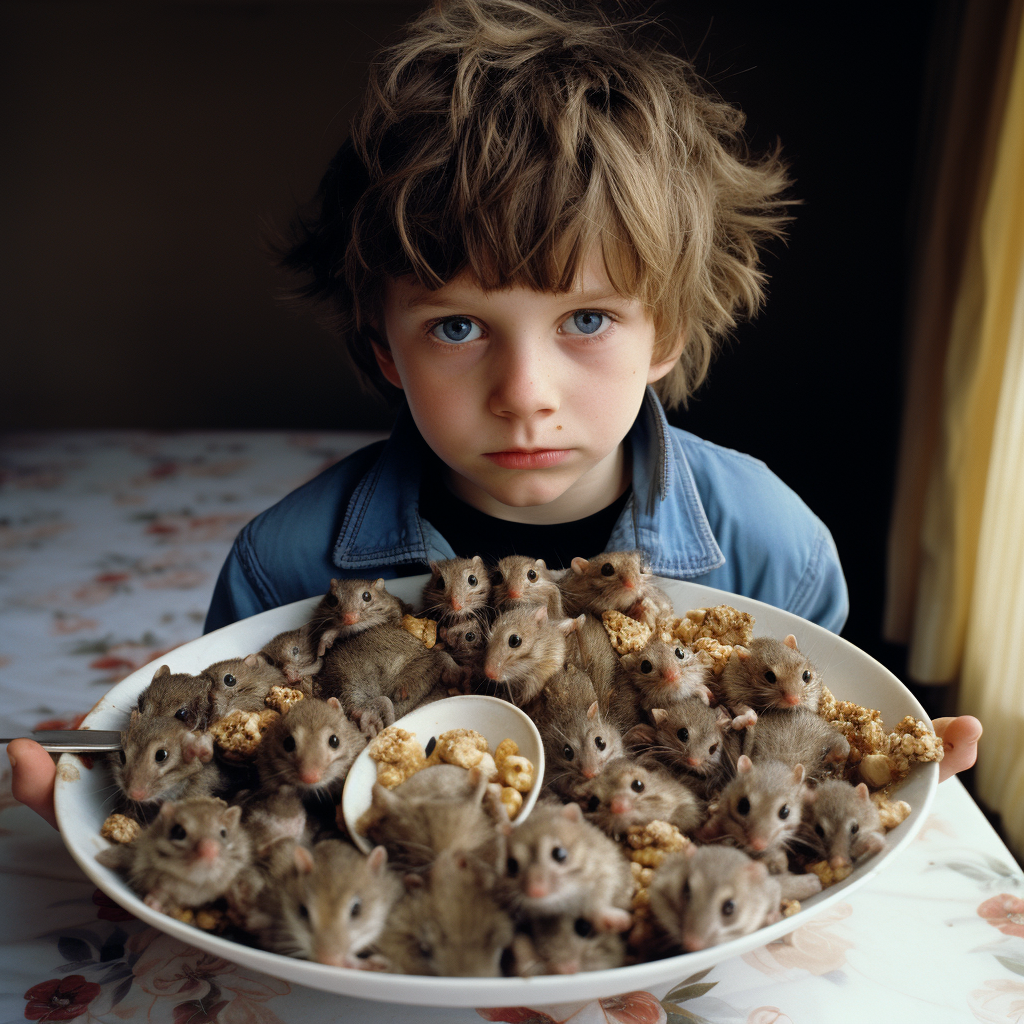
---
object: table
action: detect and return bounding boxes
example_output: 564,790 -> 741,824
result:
2,432 -> 1022,1024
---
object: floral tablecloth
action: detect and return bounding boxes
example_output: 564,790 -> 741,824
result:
2,432 -> 1023,1024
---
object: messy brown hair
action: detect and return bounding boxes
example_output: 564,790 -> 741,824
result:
278,0 -> 790,408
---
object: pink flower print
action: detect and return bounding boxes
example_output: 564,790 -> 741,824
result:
968,978 -> 1024,1022
23,976 -> 101,1021
748,1010 -> 793,1024
742,902 -> 854,977
478,993 -> 665,1024
978,895 -> 1024,938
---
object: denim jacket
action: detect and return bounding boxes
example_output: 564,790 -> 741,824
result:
204,389 -> 848,633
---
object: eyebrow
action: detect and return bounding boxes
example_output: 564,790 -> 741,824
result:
400,287 -> 631,311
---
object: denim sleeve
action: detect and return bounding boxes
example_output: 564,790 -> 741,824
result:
203,523 -> 279,634
786,522 -> 849,634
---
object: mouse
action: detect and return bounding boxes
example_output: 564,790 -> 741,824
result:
800,778 -> 886,871
491,555 -> 564,617
742,708 -> 850,780
615,638 -> 715,727
699,754 -> 811,873
499,800 -> 633,934
316,617 -> 462,737
310,578 -> 409,658
529,663 -> 626,802
420,556 -> 492,626
357,766 -> 501,873
720,634 -> 823,730
136,664 -> 212,731
97,796 -> 258,917
264,839 -> 404,968
112,710 -> 224,812
511,911 -> 626,975
436,619 -> 487,686
482,605 -> 582,705
559,550 -> 673,626
625,700 -> 737,799
377,848 -> 515,977
237,785 -> 311,859
578,756 -> 704,840
648,844 -> 784,951
205,654 -> 289,720
259,627 -> 322,690
257,697 -> 366,802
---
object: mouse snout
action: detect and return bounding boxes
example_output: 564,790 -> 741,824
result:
829,854 -> 851,870
551,957 -> 581,974
610,796 -> 632,816
662,667 -> 680,684
581,766 -> 598,779
507,588 -> 522,600
299,763 -> 323,786
342,611 -> 360,625
686,755 -> 702,768
129,786 -> 148,802
525,867 -> 550,900
682,932 -> 706,952
782,693 -> 801,706
484,661 -> 500,681
195,837 -> 221,863
747,834 -> 769,853
450,597 -> 463,612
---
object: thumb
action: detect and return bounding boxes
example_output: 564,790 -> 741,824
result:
7,739 -> 59,829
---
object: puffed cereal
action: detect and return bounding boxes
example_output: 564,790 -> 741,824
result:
400,614 -> 438,649
265,685 -> 305,714
499,786 -> 524,820
100,813 -> 141,845
498,755 -> 534,792
602,610 -> 653,655
210,709 -> 280,761
435,728 -> 488,769
807,860 -> 852,887
367,726 -> 427,788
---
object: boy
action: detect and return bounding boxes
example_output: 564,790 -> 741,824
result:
9,0 -> 979,819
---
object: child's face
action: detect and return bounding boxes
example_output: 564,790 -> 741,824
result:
375,248 -> 680,523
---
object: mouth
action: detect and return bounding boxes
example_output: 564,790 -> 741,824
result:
482,449 -> 570,470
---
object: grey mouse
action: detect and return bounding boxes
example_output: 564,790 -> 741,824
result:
800,778 -> 886,870
491,555 -> 564,617
421,555 -> 492,626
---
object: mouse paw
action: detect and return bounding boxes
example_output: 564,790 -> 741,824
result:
731,709 -> 757,731
596,907 -> 633,933
358,697 -> 395,739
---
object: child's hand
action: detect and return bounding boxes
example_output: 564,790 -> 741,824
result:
7,739 -> 58,829
933,716 -> 982,783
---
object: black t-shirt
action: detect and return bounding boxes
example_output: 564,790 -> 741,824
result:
418,463 -> 630,568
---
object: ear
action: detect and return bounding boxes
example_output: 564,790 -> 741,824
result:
153,665 -> 171,680
159,802 -> 177,820
587,700 -> 599,721
326,697 -> 342,711
371,340 -> 404,389
571,556 -> 589,575
293,845 -> 315,874
534,605 -> 549,623
625,724 -> 656,745
557,617 -> 579,637
472,555 -> 485,569
792,763 -> 806,784
715,706 -> 732,730
428,561 -> 440,575
367,845 -> 388,874
855,782 -> 871,802
650,707 -> 669,727
737,754 -> 753,774
783,634 -> 798,650
561,802 -> 583,822
223,805 -> 243,829
536,558 -> 547,569
646,330 -> 685,384
373,578 -> 386,590
804,788 -> 818,805
734,647 -> 750,662
329,578 -> 338,589
244,653 -> 259,668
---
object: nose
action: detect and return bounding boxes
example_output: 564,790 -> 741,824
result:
487,337 -> 559,421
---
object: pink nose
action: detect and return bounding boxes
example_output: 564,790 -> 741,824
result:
451,599 -> 463,611
581,767 -> 597,779
783,694 -> 801,706
342,612 -> 359,625
683,934 -> 706,952
195,838 -> 220,862
508,589 -> 522,600
830,855 -> 851,870
484,664 -> 499,680
526,880 -> 548,899
748,836 -> 768,852
610,797 -> 632,815
300,769 -> 321,786
663,668 -> 680,684
129,788 -> 147,802
686,756 -> 701,767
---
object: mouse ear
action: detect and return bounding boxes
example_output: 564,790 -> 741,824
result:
854,782 -> 871,801
535,558 -> 547,569
783,634 -> 798,650
152,664 -> 171,680
737,754 -> 753,774
649,708 -> 669,727
158,802 -> 177,820
244,653 -> 259,668
715,706 -> 733,729
403,872 -> 424,891
624,724 -> 656,746
804,787 -> 818,805
293,845 -> 315,874
329,578 -> 338,589
325,696 -> 342,711
428,561 -> 440,575
222,805 -> 243,829
734,647 -> 750,662
471,555 -> 485,569
570,556 -> 589,575
792,763 -> 806,785
558,616 -> 581,636
367,845 -> 388,873
561,802 -> 584,823
535,605 -> 549,623
587,700 -> 600,721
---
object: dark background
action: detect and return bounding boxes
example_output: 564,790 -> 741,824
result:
3,1 -> 951,690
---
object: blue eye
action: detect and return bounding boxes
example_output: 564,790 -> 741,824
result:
431,317 -> 480,343
564,310 -> 610,336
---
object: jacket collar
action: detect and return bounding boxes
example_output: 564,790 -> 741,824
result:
333,388 -> 724,577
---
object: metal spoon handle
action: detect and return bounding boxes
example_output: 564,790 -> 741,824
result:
0,730 -> 123,752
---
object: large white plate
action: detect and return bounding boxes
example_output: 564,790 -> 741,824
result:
54,576 -> 937,1008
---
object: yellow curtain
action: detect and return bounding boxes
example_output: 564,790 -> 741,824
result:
888,7 -> 1024,852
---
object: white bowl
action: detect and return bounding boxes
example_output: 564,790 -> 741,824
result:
342,694 -> 545,854
54,575 -> 937,1008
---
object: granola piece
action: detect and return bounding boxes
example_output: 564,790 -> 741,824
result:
100,813 -> 141,845
209,709 -> 280,761
807,860 -> 852,887
625,820 -> 690,868
602,609 -> 653,655
499,786 -> 524,820
659,605 -> 754,648
367,725 -> 426,788
401,614 -> 438,649
435,728 -> 489,769
264,685 -> 305,714
871,792 -> 912,830
688,636 -> 734,676
781,899 -> 802,917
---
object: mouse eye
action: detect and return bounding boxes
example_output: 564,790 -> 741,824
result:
674,647 -> 687,660
527,569 -> 538,581
764,670 -> 776,684
802,669 -> 811,683
361,591 -> 371,602
154,748 -> 168,763
563,744 -> 574,761
551,846 -> 568,863
508,634 -> 522,649
298,903 -> 309,919
737,797 -> 751,815
435,575 -> 445,590
169,824 -> 186,841
283,735 -> 296,753
467,574 -> 478,586
291,646 -> 300,657
328,734 -> 339,748
594,736 -> 606,750
778,805 -> 790,820
709,743 -> 718,754
507,857 -> 519,876
721,899 -> 735,917
573,918 -> 595,938
850,822 -> 859,834
350,897 -> 362,918
814,823 -> 825,837
220,828 -> 227,838
325,594 -> 338,607
174,707 -> 188,722
601,562 -> 615,576
465,631 -> 476,642
118,750 -> 127,765
640,660 -> 653,674
587,795 -> 600,812
418,941 -> 433,959
223,674 -> 236,687
677,727 -> 689,743
630,779 -> 645,793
